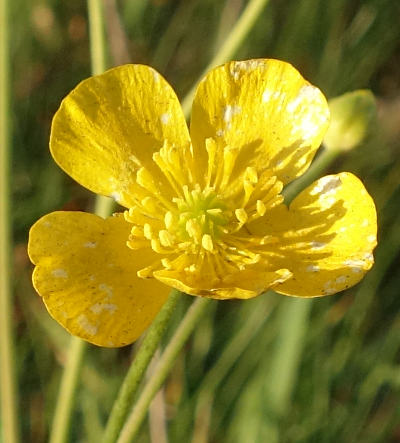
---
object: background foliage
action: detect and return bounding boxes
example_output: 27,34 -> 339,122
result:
7,0 -> 400,441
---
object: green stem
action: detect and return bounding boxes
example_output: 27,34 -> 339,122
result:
181,0 -> 270,117
49,3 -> 110,442
49,339 -> 86,443
117,297 -> 211,443
88,0 -> 107,75
0,0 -> 20,441
102,290 -> 182,443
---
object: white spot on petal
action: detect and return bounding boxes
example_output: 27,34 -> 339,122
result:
335,275 -> 347,284
343,259 -> 365,273
306,264 -> 320,272
310,176 -> 342,196
299,118 -> 320,139
262,88 -> 273,102
77,314 -> 98,335
52,269 -> 68,278
151,70 -> 160,82
287,85 -> 321,113
230,60 -> 266,80
367,235 -> 376,243
160,113 -> 170,125
90,303 -> 117,314
84,241 -> 97,248
99,283 -> 113,298
223,105 -> 242,123
323,280 -> 337,295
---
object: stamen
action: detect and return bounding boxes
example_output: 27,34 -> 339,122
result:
143,223 -> 153,240
202,234 -> 214,252
164,211 -> 174,229
125,137 -> 287,284
186,218 -> 202,241
235,208 -> 248,224
159,230 -> 174,247
256,200 -> 267,216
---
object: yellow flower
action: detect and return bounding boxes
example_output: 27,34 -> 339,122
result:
28,59 -> 377,347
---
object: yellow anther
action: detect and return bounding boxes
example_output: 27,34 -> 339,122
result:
202,234 -> 214,252
130,226 -> 143,236
159,230 -> 174,247
161,258 -> 172,269
136,167 -> 157,193
143,223 -> 153,240
256,200 -> 267,216
150,238 -> 164,253
164,211 -> 174,229
245,167 -> 258,183
186,218 -> 202,241
127,237 -> 148,250
235,208 -> 248,224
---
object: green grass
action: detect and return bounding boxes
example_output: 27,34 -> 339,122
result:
5,0 -> 400,441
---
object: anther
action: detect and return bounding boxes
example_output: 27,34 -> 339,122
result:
202,234 -> 214,252
256,200 -> 267,216
235,208 -> 248,224
164,211 -> 174,229
143,223 -> 153,240
159,230 -> 174,247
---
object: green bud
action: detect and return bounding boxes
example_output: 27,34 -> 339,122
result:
323,90 -> 377,151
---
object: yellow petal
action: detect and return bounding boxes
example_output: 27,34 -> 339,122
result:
190,59 -> 329,187
248,172 -> 377,297
50,65 -> 190,207
154,266 -> 292,300
28,211 -> 169,347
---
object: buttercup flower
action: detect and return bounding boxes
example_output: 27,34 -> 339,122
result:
28,59 -> 377,347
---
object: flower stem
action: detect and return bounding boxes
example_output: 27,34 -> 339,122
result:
0,0 -> 20,441
117,297 -> 212,443
102,289 -> 182,443
49,2 -> 110,442
88,0 -> 107,75
49,338 -> 87,443
181,0 -> 270,117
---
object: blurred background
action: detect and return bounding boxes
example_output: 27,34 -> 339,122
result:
7,0 -> 400,441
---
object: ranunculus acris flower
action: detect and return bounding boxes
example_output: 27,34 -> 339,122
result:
28,59 -> 377,347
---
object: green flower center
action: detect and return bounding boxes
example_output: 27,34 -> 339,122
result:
172,185 -> 229,248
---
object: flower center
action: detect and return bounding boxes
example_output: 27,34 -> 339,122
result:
124,138 -> 285,280
173,185 -> 229,248
125,183 -> 229,255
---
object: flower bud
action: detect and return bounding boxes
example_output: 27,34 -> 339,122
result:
323,90 -> 376,151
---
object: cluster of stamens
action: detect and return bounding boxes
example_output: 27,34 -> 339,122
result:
124,138 -> 284,280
